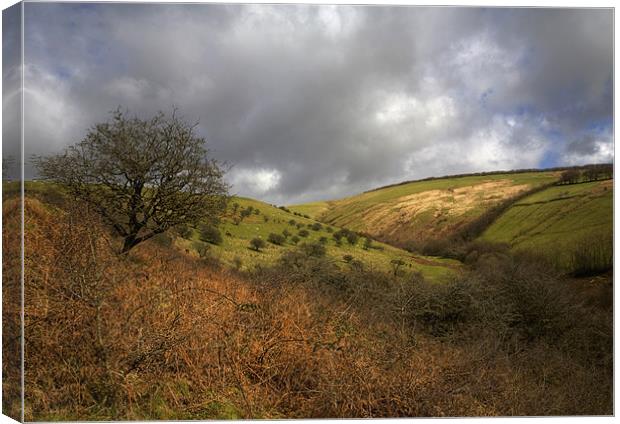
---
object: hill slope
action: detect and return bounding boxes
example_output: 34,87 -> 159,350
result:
480,179 -> 613,272
292,171 -> 559,248
175,196 -> 458,281
20,181 -> 457,282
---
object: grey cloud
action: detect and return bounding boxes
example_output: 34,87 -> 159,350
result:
14,4 -> 613,204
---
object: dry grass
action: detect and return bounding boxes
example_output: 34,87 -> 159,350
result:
10,196 -> 613,420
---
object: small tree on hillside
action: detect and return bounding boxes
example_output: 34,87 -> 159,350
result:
346,232 -> 359,246
34,108 -> 229,253
249,237 -> 266,252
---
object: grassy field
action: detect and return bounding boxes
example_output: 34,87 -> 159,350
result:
178,196 -> 458,281
481,179 -> 613,271
295,171 -> 560,247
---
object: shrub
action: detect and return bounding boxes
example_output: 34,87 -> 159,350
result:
298,229 -> 309,238
300,242 -> 326,258
195,242 -> 211,259
319,236 -> 328,244
249,237 -> 266,251
282,229 -> 291,239
268,233 -> 286,245
390,258 -> 406,276
363,237 -> 373,250
346,232 -> 359,246
288,219 -> 296,226
199,224 -> 223,245
343,254 -> 353,263
240,207 -> 253,219
291,235 -> 300,245
407,278 -> 476,336
326,226 -> 333,233
310,222 -> 322,231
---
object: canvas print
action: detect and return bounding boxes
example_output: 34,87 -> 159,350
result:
2,2 -> 614,420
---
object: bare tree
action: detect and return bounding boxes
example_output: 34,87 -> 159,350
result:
34,108 -> 229,253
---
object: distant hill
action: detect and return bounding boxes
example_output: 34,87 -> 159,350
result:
292,171 -> 560,248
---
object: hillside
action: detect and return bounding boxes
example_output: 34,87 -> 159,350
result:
20,181 -> 457,282
292,171 -> 560,248
176,196 -> 458,281
481,179 -> 613,273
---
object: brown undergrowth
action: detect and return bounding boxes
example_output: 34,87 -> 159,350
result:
10,196 -> 613,419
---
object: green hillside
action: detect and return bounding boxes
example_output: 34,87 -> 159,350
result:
176,197 -> 458,281
481,179 -> 613,271
294,171 -> 560,247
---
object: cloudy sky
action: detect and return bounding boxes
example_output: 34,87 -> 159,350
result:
3,3 -> 613,204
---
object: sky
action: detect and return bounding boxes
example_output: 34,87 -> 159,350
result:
2,3 -> 614,204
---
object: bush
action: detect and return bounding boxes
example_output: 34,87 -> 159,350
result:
390,258 -> 405,276
249,237 -> 266,251
346,232 -> 359,246
333,231 -> 344,242
268,233 -> 286,245
310,222 -> 322,231
291,235 -> 300,245
282,229 -> 291,239
298,229 -> 309,238
343,254 -> 353,263
299,242 -> 326,258
194,242 -> 211,259
407,278 -> 476,336
319,236 -> 328,244
363,237 -> 372,250
199,224 -> 223,245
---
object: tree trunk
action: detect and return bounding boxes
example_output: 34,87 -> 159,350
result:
121,234 -> 140,253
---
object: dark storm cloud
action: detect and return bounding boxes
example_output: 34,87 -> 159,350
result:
17,4 -> 613,204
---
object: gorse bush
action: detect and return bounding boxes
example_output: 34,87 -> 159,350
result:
299,242 -> 327,258
249,237 -> 266,251
199,224 -> 223,245
268,233 -> 286,245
